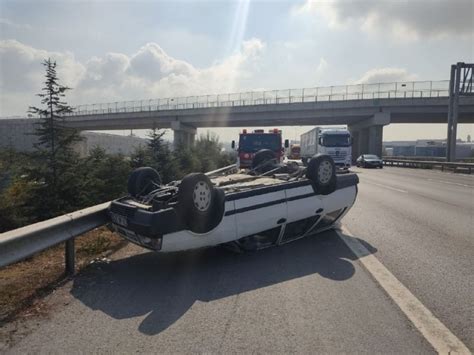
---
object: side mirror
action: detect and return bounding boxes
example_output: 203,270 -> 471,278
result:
284,139 -> 289,148
231,140 -> 235,149
318,137 -> 323,145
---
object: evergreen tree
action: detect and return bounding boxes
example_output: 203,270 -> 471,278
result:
146,128 -> 178,182
193,131 -> 224,172
130,145 -> 150,169
78,147 -> 131,206
173,143 -> 199,178
23,58 -> 83,220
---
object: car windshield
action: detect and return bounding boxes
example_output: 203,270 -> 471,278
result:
239,134 -> 281,152
321,134 -> 351,147
364,155 -> 379,159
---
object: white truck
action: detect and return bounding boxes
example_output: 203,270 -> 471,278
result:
300,127 -> 352,171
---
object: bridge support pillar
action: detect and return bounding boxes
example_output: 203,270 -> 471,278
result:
349,112 -> 390,161
171,121 -> 196,149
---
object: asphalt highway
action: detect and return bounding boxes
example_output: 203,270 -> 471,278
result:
344,166 -> 473,350
1,167 -> 472,353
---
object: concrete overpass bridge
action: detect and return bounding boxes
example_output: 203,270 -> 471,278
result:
2,80 -> 474,158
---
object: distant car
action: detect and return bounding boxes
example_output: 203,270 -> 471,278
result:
356,154 -> 383,168
108,152 -> 359,253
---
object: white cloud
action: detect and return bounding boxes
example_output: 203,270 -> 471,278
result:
298,0 -> 473,40
0,40 -> 84,92
0,38 -> 265,115
0,40 -> 86,115
82,53 -> 129,85
127,43 -> 197,81
75,37 -> 265,102
354,67 -> 418,84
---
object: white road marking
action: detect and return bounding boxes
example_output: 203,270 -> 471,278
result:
427,178 -> 473,188
337,226 -> 470,354
366,181 -> 408,193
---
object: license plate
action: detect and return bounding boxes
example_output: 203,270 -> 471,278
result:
110,212 -> 128,227
117,227 -> 138,243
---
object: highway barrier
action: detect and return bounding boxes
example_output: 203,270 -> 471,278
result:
384,156 -> 474,163
383,159 -> 473,174
0,202 -> 110,275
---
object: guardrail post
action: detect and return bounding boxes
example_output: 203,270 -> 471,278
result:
65,239 -> 75,276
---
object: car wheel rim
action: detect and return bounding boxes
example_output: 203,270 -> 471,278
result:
318,160 -> 332,184
193,181 -> 211,212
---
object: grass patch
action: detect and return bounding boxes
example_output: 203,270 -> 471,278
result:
0,228 -> 126,323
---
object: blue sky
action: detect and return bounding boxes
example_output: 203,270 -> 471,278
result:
0,0 -> 472,141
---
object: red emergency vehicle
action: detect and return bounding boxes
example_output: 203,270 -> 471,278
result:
232,129 -> 289,168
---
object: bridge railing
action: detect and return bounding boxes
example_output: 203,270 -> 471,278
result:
67,80 -> 450,116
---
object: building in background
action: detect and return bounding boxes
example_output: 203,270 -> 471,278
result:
75,132 -> 147,157
383,139 -> 474,158
0,119 -> 147,156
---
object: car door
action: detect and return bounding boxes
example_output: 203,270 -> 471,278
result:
235,187 -> 287,241
281,183 -> 323,243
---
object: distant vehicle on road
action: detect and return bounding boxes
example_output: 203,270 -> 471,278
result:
108,154 -> 358,253
356,154 -> 384,168
300,127 -> 352,171
288,143 -> 301,160
232,129 -> 289,169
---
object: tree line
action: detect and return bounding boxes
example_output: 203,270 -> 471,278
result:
0,59 -> 235,233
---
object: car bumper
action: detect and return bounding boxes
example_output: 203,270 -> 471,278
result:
334,162 -> 351,171
364,162 -> 383,167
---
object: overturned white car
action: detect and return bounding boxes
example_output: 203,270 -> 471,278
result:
108,151 -> 358,252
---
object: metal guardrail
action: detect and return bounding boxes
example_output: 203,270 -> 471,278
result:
66,80 -> 450,117
384,156 -> 474,163
383,159 -> 474,173
0,202 -> 110,275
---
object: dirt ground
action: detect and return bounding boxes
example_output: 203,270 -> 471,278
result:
0,228 -> 127,324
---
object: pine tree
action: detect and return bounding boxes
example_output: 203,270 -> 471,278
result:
146,127 -> 177,182
130,145 -> 150,169
78,147 -> 131,206
28,59 -> 82,182
193,131 -> 224,172
24,58 -> 83,220
173,143 -> 199,178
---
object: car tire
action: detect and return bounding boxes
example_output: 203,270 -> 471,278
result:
252,149 -> 277,173
177,173 -> 224,234
128,167 -> 162,198
306,154 -> 337,195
